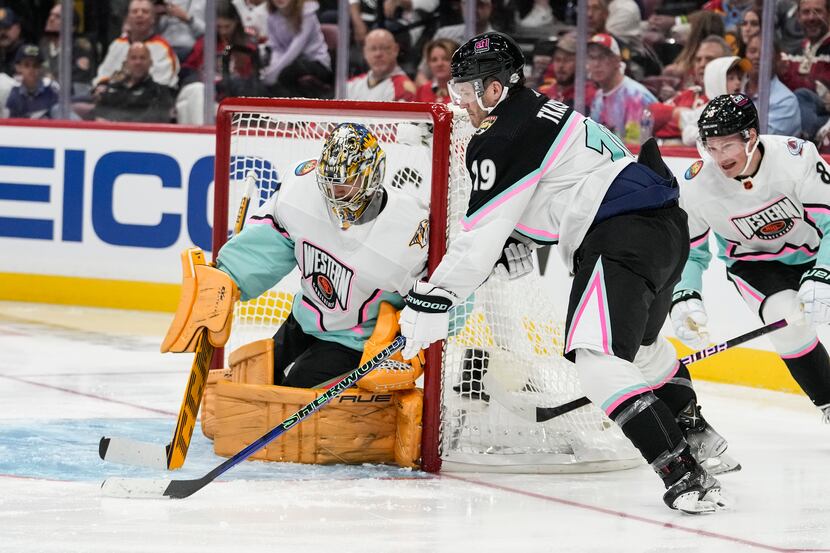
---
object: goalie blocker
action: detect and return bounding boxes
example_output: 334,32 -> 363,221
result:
201,302 -> 424,467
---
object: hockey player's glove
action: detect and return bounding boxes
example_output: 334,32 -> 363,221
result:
493,238 -> 535,280
670,290 -> 710,350
399,281 -> 457,360
797,266 -> 830,326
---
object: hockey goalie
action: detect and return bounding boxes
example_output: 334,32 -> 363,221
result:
192,123 -> 429,467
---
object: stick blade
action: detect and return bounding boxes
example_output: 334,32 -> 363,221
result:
99,436 -> 169,470
100,478 -> 173,499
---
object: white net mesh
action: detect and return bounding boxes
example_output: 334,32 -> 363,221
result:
219,102 -> 640,473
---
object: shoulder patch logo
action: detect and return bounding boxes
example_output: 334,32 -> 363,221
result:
787,138 -> 805,156
294,159 -> 318,176
476,115 -> 498,134
685,160 -> 704,180
409,218 -> 429,248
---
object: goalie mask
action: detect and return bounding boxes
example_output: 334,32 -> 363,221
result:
448,31 -> 525,113
317,123 -> 387,228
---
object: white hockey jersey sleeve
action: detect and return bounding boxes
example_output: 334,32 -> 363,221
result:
795,142 -> 830,267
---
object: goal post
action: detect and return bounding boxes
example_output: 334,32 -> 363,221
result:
211,97 -> 640,475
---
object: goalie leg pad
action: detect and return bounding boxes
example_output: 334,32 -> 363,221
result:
201,339 -> 275,440
212,381 -> 422,467
161,248 -> 239,353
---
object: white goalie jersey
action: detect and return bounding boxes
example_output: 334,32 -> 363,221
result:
216,165 -> 430,351
677,135 -> 830,293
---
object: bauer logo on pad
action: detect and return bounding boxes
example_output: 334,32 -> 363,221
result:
474,38 -> 490,52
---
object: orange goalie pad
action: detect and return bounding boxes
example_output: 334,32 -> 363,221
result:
212,382 -> 422,468
161,248 -> 239,353
201,339 -> 274,439
357,302 -> 424,392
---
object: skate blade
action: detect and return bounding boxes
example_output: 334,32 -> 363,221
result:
673,488 -> 729,515
702,453 -> 742,476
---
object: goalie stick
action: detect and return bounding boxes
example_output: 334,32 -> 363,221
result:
100,336 -> 406,499
99,171 -> 258,470
485,318 -> 790,423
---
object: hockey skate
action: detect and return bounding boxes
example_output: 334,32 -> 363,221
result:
659,449 -> 728,514
676,399 -> 741,475
820,403 -> 830,424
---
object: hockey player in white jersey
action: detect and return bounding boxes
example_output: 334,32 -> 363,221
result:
672,93 -> 830,422
399,31 -> 727,514
215,122 -> 429,387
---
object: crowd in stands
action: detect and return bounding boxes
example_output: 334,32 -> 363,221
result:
0,0 -> 828,152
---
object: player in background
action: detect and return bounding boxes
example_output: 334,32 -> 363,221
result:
398,31 -> 729,514
214,123 -> 429,388
671,93 -> 830,423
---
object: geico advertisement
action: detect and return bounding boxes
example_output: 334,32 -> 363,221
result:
0,124 -> 215,283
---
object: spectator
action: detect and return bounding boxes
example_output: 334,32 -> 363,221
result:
777,0 -> 805,55
680,55 -> 749,145
606,0 -> 644,50
588,0 -> 610,34
347,28 -> 416,101
538,32 -> 598,108
780,0 -> 830,143
0,6 -> 22,77
743,35 -> 801,138
587,33 -> 657,144
649,35 -> 731,142
663,10 -> 731,86
232,0 -> 268,39
708,0 -> 754,33
39,3 -> 97,96
262,0 -> 332,98
177,0 -> 261,124
5,45 -> 59,119
95,0 -> 180,88
735,3 -> 760,57
91,42 -> 174,123
155,0 -> 207,61
414,38 -> 457,103
414,0 -> 494,87
514,0 -> 554,29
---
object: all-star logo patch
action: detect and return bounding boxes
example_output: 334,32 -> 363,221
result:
302,241 -> 354,310
409,218 -> 429,248
476,115 -> 498,134
685,160 -> 704,180
474,37 -> 490,52
294,159 -> 318,176
731,197 -> 801,240
787,138 -> 805,156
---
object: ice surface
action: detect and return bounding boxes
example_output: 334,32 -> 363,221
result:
1,303 -> 829,553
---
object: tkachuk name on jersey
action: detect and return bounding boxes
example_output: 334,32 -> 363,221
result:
302,241 -> 354,310
731,197 -> 801,240
536,99 -> 569,125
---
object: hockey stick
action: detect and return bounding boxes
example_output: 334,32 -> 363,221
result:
100,336 -> 405,499
99,171 -> 258,470
486,318 -> 790,423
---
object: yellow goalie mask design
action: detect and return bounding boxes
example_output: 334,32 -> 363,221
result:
317,122 -> 386,228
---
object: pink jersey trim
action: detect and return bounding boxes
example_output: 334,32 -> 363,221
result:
781,337 -> 819,359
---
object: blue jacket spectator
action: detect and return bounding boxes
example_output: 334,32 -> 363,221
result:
6,44 -> 59,119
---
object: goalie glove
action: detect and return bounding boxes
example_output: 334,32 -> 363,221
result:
670,290 -> 710,350
797,266 -> 830,327
399,281 -> 457,360
493,237 -> 535,280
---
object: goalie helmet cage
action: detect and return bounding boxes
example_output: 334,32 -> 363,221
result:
212,97 -> 640,475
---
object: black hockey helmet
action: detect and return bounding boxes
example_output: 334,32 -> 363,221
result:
698,93 -> 759,143
450,31 -> 525,88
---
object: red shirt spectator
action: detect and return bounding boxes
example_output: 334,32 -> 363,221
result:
780,0 -> 830,93
413,38 -> 456,104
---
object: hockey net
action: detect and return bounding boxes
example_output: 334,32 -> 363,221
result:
213,98 -> 640,474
